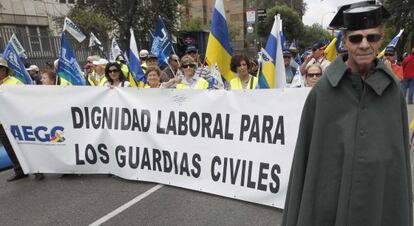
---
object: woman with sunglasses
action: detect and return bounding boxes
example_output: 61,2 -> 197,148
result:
176,55 -> 208,89
229,54 -> 258,90
304,64 -> 322,87
104,62 -> 130,87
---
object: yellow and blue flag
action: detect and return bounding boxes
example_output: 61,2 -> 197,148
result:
258,15 -> 286,89
57,33 -> 86,85
3,42 -> 33,84
205,0 -> 234,82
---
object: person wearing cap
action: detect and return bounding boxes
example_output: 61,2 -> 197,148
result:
160,54 -> 180,83
139,49 -> 149,73
402,47 -> 414,104
176,55 -> 208,89
0,57 -> 28,182
88,58 -> 108,86
283,50 -> 297,84
186,46 -> 215,88
26,65 -> 41,85
383,46 -> 403,81
299,40 -> 331,75
146,54 -> 159,68
282,2 -> 412,226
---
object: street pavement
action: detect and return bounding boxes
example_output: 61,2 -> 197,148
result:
1,105 -> 414,226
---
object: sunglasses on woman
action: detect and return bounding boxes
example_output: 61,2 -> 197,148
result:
108,69 -> 119,73
348,34 -> 382,44
307,73 -> 322,78
181,64 -> 196,69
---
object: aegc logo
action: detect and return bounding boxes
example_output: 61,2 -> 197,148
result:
10,125 -> 66,144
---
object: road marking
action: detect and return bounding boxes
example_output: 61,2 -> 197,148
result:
89,184 -> 163,226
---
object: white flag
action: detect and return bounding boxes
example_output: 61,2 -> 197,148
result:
211,63 -> 224,89
89,32 -> 103,51
63,17 -> 86,42
9,34 -> 27,59
110,38 -> 122,62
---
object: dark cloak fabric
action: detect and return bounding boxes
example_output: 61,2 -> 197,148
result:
282,55 -> 413,226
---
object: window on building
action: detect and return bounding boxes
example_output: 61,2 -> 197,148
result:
28,26 -> 41,52
68,0 -> 75,4
39,27 -> 51,52
59,0 -> 66,3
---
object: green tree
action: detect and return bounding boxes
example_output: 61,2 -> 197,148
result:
382,0 -> 414,53
257,3 -> 304,44
299,24 -> 332,49
75,0 -> 183,51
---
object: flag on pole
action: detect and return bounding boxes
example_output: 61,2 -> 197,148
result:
324,38 -> 337,62
205,0 -> 234,82
9,34 -> 27,60
128,28 -> 145,86
109,38 -> 122,62
3,42 -> 32,84
258,14 -> 286,89
63,17 -> 86,42
89,32 -> 103,51
378,29 -> 404,57
57,33 -> 86,85
150,16 -> 173,68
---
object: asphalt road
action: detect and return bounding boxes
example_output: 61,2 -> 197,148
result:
1,105 -> 414,226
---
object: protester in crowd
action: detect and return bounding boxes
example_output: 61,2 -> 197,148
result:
299,40 -> 331,75
84,55 -> 99,85
41,70 -> 57,85
383,46 -> 403,81
283,50 -> 297,84
185,46 -> 214,88
139,49 -> 149,73
25,65 -> 41,85
304,64 -> 322,87
402,47 -> 414,104
104,62 -> 130,87
43,60 -> 54,72
160,54 -> 179,83
0,57 -> 28,182
283,2 -> 412,225
144,66 -> 162,88
89,58 -> 108,86
146,54 -> 159,68
229,54 -> 258,90
288,45 -> 300,69
176,55 -> 208,89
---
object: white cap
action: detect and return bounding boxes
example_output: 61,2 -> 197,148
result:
139,49 -> 149,58
26,65 -> 39,71
92,58 -> 109,65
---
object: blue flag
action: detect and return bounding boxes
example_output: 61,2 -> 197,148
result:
3,42 -> 32,84
57,33 -> 86,85
150,16 -> 173,67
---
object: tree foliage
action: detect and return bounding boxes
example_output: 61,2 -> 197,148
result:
382,0 -> 414,53
299,24 -> 332,49
75,0 -> 183,51
257,3 -> 304,44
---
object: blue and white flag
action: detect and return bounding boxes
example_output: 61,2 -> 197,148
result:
128,28 -> 145,84
150,16 -> 173,68
9,34 -> 27,60
3,42 -> 32,84
89,32 -> 103,51
63,17 -> 86,43
57,33 -> 86,85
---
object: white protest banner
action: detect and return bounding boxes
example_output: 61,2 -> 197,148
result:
0,86 -> 310,208
63,17 -> 86,42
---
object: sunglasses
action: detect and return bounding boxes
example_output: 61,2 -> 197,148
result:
384,53 -> 395,57
283,56 -> 291,59
348,34 -> 382,44
108,69 -> 119,73
307,73 -> 322,78
181,64 -> 196,69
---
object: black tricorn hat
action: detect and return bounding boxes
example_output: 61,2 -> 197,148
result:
329,1 -> 390,31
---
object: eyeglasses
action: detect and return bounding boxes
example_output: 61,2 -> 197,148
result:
307,73 -> 322,78
312,48 -> 323,52
384,53 -> 395,57
283,56 -> 291,59
108,69 -> 119,73
348,34 -> 382,44
181,64 -> 196,69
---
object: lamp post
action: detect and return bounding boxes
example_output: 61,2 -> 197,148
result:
321,11 -> 335,29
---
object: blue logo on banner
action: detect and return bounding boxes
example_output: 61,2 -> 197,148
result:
10,125 -> 66,143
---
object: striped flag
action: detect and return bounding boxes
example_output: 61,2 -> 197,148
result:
205,0 -> 234,82
128,28 -> 145,87
378,29 -> 404,57
258,14 -> 286,89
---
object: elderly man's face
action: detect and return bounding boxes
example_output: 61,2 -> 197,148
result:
344,26 -> 383,67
